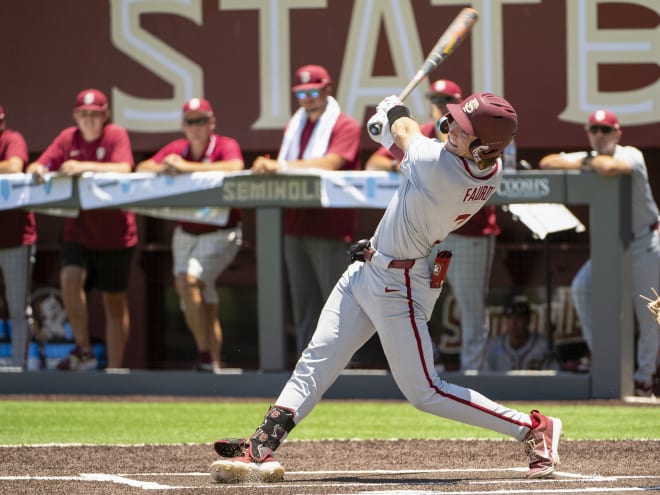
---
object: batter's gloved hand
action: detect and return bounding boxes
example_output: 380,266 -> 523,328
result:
377,95 -> 405,114
367,110 -> 394,148
640,287 -> 660,325
349,239 -> 372,262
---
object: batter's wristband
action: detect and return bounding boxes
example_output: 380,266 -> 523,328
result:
387,106 -> 411,130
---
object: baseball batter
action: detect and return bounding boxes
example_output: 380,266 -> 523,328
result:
210,93 -> 562,482
540,109 -> 660,397
366,79 -> 500,371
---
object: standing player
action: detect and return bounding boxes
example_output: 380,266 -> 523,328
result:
366,79 -> 500,371
540,109 -> 659,397
28,89 -> 137,370
0,104 -> 37,368
137,98 -> 244,371
251,64 -> 361,357
210,93 -> 562,482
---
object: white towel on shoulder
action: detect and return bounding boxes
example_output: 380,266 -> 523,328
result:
278,96 -> 341,161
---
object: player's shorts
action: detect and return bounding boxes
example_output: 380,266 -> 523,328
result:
172,225 -> 242,304
60,242 -> 136,293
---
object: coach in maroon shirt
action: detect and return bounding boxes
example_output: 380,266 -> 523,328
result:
251,65 -> 361,356
28,89 -> 137,371
0,104 -> 37,368
137,97 -> 245,372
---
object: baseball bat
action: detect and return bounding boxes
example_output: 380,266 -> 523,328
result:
368,7 -> 479,136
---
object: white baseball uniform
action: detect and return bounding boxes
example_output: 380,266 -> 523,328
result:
275,134 -> 535,440
566,145 -> 660,387
483,333 -> 550,372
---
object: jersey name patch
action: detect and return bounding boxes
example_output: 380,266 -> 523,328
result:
462,185 -> 495,202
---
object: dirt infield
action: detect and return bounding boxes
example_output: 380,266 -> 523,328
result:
2,439 -> 659,494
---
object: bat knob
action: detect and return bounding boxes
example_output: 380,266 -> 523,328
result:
368,122 -> 383,136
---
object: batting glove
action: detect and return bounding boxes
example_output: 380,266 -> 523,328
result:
377,95 -> 405,114
367,110 -> 394,148
349,239 -> 372,263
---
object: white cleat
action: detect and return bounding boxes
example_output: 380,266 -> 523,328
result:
210,456 -> 284,483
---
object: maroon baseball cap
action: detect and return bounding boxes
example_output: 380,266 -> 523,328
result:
292,65 -> 331,92
0,104 -> 4,119
182,97 -> 214,116
446,92 -> 518,159
588,109 -> 620,130
74,89 -> 108,112
427,79 -> 463,101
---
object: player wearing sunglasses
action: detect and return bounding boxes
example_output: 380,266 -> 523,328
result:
137,98 -> 245,372
250,64 -> 361,356
540,109 -> 659,397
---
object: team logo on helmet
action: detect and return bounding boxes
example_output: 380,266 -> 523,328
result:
299,71 -> 311,83
462,98 -> 479,113
83,92 -> 96,105
188,98 -> 201,110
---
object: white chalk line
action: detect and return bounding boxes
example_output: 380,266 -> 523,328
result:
1,469 -> 659,492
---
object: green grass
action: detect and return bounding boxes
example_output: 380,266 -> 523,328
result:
0,400 -> 658,445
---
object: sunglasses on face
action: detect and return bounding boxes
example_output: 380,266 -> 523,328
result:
588,125 -> 614,134
295,89 -> 321,99
184,116 -> 210,126
75,110 -> 105,119
430,95 -> 457,105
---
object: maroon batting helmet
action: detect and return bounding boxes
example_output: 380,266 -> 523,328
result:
446,92 -> 518,161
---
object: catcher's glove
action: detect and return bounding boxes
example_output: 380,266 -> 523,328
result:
639,287 -> 660,325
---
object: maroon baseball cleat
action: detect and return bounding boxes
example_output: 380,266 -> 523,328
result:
524,410 -> 562,478
56,346 -> 98,371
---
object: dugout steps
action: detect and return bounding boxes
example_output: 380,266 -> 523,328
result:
0,368 -> 590,400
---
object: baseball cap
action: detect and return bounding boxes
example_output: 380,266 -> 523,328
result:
292,65 -> 331,92
427,79 -> 463,101
182,97 -> 214,116
587,109 -> 620,130
503,296 -> 530,317
74,89 -> 108,112
0,104 -> 4,119
446,92 -> 518,159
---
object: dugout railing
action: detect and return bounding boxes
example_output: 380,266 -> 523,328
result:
0,170 -> 632,399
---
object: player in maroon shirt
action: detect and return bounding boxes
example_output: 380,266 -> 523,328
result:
137,98 -> 245,371
28,89 -> 137,370
366,80 -> 500,371
251,65 -> 361,356
0,104 -> 37,369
